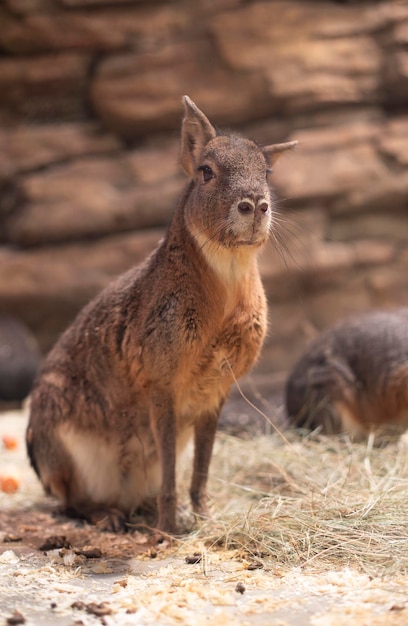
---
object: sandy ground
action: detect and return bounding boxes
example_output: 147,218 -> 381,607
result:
1,404 -> 408,626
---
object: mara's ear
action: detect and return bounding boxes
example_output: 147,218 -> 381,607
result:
180,95 -> 217,177
263,140 -> 298,168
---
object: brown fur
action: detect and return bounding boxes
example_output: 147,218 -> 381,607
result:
26,96 -> 297,533
285,309 -> 408,440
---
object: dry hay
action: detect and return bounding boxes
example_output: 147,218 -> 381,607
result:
2,408 -> 408,624
177,428 -> 408,577
2,406 -> 408,579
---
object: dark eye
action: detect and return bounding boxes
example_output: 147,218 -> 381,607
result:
199,165 -> 215,182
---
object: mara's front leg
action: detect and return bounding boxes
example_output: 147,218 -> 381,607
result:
150,389 -> 178,533
190,405 -> 223,520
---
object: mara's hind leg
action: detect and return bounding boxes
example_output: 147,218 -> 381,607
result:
26,419 -> 128,532
64,504 -> 128,532
26,419 -> 80,505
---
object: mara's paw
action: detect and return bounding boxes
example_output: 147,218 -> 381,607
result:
65,506 -> 128,532
88,508 -> 128,532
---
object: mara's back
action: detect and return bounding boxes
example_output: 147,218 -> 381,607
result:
27,96 -> 297,532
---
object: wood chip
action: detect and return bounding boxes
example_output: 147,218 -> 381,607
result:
185,553 -> 202,564
39,535 -> 71,551
6,610 -> 25,625
86,602 -> 112,616
75,547 -> 102,559
72,600 -> 113,616
3,534 -> 22,543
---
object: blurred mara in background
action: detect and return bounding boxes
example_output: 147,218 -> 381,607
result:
285,309 -> 408,442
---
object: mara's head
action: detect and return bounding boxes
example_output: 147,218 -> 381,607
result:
180,95 -> 297,252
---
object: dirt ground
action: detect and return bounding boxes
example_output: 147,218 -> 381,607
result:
1,394 -> 408,626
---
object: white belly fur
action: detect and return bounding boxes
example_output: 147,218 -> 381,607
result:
58,423 -> 194,512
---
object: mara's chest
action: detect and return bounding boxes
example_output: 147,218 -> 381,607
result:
177,304 -> 267,415
212,310 -> 266,377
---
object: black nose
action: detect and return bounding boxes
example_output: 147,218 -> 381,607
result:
237,201 -> 254,215
258,202 -> 269,213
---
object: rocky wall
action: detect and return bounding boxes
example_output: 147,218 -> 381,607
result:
0,0 -> 407,377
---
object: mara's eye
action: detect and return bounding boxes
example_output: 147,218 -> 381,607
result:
199,165 -> 215,182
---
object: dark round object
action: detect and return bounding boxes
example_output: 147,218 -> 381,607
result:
0,315 -> 41,402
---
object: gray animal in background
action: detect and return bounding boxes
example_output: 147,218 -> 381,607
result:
26,96 -> 297,533
285,309 -> 408,440
0,315 -> 41,403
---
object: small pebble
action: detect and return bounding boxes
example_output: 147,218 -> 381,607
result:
235,581 -> 246,594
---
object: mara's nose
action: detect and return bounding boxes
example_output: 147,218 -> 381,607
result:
258,201 -> 269,214
237,200 -> 254,215
237,199 -> 269,215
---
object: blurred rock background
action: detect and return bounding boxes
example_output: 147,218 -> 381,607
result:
0,0 -> 407,391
